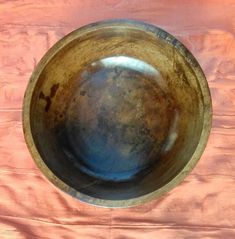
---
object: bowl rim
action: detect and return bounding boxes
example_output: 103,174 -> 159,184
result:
22,19 -> 212,208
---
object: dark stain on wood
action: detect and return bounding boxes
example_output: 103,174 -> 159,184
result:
39,83 -> 60,112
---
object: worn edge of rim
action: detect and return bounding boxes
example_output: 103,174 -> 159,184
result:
22,19 -> 212,208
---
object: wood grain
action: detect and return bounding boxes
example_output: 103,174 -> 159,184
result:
0,0 -> 234,238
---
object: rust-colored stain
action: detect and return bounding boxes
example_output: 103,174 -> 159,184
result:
0,0 -> 234,238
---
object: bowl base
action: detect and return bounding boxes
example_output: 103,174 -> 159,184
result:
61,56 -> 176,181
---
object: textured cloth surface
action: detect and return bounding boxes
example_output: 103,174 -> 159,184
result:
0,0 -> 235,238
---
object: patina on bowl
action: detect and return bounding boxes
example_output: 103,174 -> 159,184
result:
23,19 -> 212,207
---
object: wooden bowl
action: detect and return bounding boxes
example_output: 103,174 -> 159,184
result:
23,20 -> 212,207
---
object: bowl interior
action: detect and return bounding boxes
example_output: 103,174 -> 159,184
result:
28,22 -> 208,202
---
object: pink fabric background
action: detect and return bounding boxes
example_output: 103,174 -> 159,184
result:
0,0 -> 235,238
